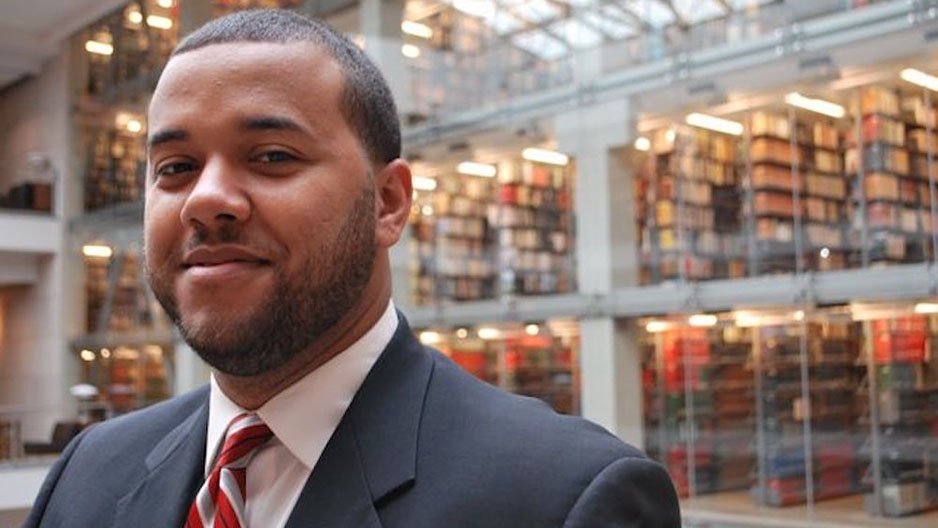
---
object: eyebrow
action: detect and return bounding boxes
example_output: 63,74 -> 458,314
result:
146,116 -> 307,150
147,129 -> 189,149
241,116 -> 305,133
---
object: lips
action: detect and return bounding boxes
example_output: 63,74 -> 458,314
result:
181,246 -> 271,283
182,246 -> 270,268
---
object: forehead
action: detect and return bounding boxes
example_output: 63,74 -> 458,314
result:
148,41 -> 346,128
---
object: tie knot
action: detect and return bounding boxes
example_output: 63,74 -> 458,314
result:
216,413 -> 273,469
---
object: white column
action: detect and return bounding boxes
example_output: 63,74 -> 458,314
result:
359,0 -> 412,118
556,98 -> 646,448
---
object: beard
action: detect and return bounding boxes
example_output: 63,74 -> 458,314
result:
146,186 -> 376,377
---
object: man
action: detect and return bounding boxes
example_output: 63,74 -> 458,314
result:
26,9 -> 680,528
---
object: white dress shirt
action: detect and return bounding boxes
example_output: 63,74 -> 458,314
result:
204,301 -> 398,528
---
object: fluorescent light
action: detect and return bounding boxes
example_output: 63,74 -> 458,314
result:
645,320 -> 671,333
901,68 -> 938,92
157,0 -> 174,7
419,331 -> 443,345
127,11 -> 143,24
733,312 -> 762,328
688,313 -> 718,327
477,327 -> 501,340
685,112 -> 743,136
146,15 -> 173,29
401,44 -> 420,58
82,244 -> 113,258
457,161 -> 497,178
85,40 -> 113,56
914,302 -> 938,314
522,147 -> 568,166
785,92 -> 845,118
413,176 -> 437,191
634,137 -> 651,152
525,324 -> 540,336
402,20 -> 433,39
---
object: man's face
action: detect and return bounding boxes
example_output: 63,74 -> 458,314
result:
144,41 -> 377,376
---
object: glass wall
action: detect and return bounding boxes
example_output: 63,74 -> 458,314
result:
415,320 -> 581,414
635,77 -> 938,284
641,303 -> 938,524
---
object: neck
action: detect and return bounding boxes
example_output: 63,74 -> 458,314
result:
214,266 -> 393,410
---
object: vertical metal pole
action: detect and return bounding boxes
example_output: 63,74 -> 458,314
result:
856,88 -> 870,268
798,311 -> 815,517
745,115 -> 758,276
924,87 -> 938,267
677,131 -> 688,284
865,319 -> 884,516
790,106 -> 804,275
682,327 -> 698,497
753,329 -> 768,503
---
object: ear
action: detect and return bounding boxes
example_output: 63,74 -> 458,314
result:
374,158 -> 413,248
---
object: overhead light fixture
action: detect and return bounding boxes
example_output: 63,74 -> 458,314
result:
146,15 -> 173,30
521,147 -> 568,166
685,112 -> 743,136
80,349 -> 96,362
82,244 -> 113,258
419,331 -> 443,345
645,320 -> 671,333
785,92 -> 845,118
85,40 -> 114,56
524,324 -> 540,336
477,327 -> 501,340
126,120 -> 143,133
733,311 -> 762,328
688,313 -> 718,327
793,310 -> 805,321
457,161 -> 497,178
455,327 -> 469,339
634,137 -> 651,152
157,0 -> 174,7
412,176 -> 437,191
914,302 -> 938,314
127,10 -> 143,24
401,44 -> 420,58
100,348 -> 111,359
401,20 -> 433,39
901,68 -> 938,91
420,205 -> 434,216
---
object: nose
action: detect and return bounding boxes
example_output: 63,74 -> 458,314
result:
179,155 -> 250,229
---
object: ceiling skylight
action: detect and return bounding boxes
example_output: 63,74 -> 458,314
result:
673,0 -> 727,25
511,29 -> 568,60
548,18 -> 602,49
513,0 -> 562,25
623,1 -> 675,28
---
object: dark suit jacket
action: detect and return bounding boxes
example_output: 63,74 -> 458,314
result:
25,317 -> 680,527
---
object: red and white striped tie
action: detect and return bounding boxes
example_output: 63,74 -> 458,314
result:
186,413 -> 273,528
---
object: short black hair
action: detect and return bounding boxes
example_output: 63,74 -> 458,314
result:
172,9 -> 401,165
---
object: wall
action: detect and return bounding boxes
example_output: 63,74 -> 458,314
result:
0,46 -> 80,442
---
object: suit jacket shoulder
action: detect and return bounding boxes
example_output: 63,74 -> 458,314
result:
24,386 -> 209,527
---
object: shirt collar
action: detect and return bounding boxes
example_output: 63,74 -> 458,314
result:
205,300 -> 398,474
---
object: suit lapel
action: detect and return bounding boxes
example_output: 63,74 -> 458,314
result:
112,396 -> 209,528
286,314 -> 434,527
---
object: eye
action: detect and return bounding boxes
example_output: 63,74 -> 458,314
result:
155,160 -> 197,177
254,150 -> 297,163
